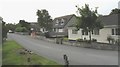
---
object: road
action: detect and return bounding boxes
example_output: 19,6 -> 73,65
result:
8,33 -> 118,65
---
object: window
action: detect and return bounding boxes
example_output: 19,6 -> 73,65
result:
61,19 -> 64,25
118,28 -> 120,35
55,20 -> 59,25
59,29 -> 63,32
43,28 -> 44,31
82,30 -> 84,35
72,29 -> 78,34
55,23 -> 58,25
92,30 -> 94,34
111,28 -> 120,35
53,28 -> 56,32
61,22 -> 64,25
82,30 -> 88,35
112,29 -> 114,35
56,28 -> 59,32
61,18 -> 65,22
43,15 -> 45,17
85,31 -> 88,35
115,28 -> 120,35
56,20 -> 59,23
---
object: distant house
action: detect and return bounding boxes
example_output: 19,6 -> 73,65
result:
29,22 -> 40,32
50,14 -> 78,37
29,22 -> 50,33
68,14 -> 119,43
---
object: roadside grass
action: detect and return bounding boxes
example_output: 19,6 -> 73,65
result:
2,40 -> 60,65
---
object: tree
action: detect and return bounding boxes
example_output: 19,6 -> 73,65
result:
19,20 -> 30,30
15,27 -> 28,32
2,21 -> 8,42
36,9 -> 53,32
6,23 -> 16,32
15,23 -> 21,28
76,4 -> 103,43
110,8 -> 120,15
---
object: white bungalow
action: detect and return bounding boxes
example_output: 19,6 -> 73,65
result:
68,14 -> 119,43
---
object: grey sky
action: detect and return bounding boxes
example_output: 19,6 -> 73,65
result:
0,0 -> 119,23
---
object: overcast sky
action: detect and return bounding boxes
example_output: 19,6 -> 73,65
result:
0,0 -> 119,23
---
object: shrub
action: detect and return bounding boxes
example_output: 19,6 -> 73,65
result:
15,27 -> 28,32
92,38 -> 97,42
111,38 -> 115,44
63,37 -> 69,42
115,39 -> 120,45
85,40 -> 91,43
107,36 -> 113,44
76,38 -> 83,42
44,32 -> 50,38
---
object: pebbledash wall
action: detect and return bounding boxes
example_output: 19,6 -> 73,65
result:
68,25 -> 119,43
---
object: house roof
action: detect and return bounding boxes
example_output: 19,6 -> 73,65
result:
29,22 -> 38,24
98,14 -> 119,26
52,14 -> 76,28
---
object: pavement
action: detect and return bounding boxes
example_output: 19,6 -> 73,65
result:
7,33 -> 118,65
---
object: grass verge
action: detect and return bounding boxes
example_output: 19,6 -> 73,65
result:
2,40 -> 59,65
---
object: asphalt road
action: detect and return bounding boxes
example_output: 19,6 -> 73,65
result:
8,33 -> 118,65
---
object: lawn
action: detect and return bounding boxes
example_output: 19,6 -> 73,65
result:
2,40 -> 59,65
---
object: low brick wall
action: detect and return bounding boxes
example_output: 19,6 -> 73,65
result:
35,36 -> 118,51
63,41 -> 118,51
90,43 -> 118,50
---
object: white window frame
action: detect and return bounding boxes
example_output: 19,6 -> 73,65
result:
61,19 -> 64,25
59,29 -> 63,32
55,20 -> 59,25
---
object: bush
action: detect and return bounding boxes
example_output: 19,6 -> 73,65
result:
92,38 -> 97,42
15,27 -> 28,32
84,40 -> 91,43
107,36 -> 115,44
115,39 -> 120,45
63,37 -> 69,42
76,38 -> 83,42
2,22 -> 8,42
15,27 -> 23,32
44,32 -> 50,38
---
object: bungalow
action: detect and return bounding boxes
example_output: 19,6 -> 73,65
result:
29,22 -> 41,32
50,14 -> 78,37
68,14 -> 119,43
